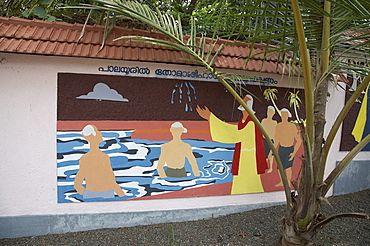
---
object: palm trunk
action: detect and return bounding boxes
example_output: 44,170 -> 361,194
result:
281,195 -> 318,246
293,104 -> 301,123
281,126 -> 320,246
280,1 -> 332,245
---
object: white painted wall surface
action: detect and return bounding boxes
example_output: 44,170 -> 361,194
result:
0,52 -> 367,219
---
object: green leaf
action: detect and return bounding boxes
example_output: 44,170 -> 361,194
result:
32,6 -> 46,18
44,14 -> 56,22
41,0 -> 53,5
178,58 -> 205,65
22,9 -> 31,18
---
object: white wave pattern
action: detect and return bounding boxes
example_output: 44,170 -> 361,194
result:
64,192 -> 82,203
192,146 -> 233,153
58,181 -> 76,186
58,130 -> 150,163
122,181 -> 146,197
200,161 -> 230,178
152,160 -> 230,187
114,165 -> 155,177
113,142 -> 149,160
58,165 -> 79,177
57,153 -> 84,163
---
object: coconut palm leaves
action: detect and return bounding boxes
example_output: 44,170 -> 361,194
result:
232,0 -> 370,145
75,1 -> 227,67
288,91 -> 302,123
235,0 -> 370,76
239,0 -> 370,182
263,88 -> 280,115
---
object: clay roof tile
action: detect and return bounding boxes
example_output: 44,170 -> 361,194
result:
66,29 -> 80,43
34,40 -> 48,53
31,26 -> 46,39
89,45 -> 101,58
111,46 -> 120,59
73,43 -> 86,56
0,17 -> 292,75
4,23 -> 20,37
0,37 -> 11,51
55,42 -> 67,55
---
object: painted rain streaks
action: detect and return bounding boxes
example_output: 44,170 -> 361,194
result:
171,81 -> 197,112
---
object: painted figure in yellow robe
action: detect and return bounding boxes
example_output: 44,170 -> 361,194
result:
74,125 -> 125,199
196,95 -> 268,194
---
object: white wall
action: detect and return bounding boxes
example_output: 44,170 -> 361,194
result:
0,52 -> 367,220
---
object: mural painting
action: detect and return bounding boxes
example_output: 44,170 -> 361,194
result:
340,73 -> 370,151
57,72 -> 305,202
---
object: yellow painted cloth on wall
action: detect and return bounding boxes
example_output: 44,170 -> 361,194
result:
352,87 -> 368,143
209,114 -> 264,194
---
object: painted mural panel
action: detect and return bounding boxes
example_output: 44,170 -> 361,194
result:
57,72 -> 305,203
341,74 -> 370,151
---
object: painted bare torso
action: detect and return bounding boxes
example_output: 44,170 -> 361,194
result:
275,122 -> 298,147
160,140 -> 192,169
261,118 -> 277,139
79,151 -> 115,192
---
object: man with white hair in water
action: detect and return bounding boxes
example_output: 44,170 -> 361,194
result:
74,124 -> 125,199
157,122 -> 200,178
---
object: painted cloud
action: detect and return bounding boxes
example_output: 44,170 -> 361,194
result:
77,82 -> 129,102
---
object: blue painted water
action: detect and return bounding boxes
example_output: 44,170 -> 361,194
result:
57,130 -> 234,203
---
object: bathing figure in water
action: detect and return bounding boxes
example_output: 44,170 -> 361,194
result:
74,125 -> 125,199
157,122 -> 200,178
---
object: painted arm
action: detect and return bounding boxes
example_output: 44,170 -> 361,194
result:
74,160 -> 86,195
102,155 -> 125,197
110,176 -> 125,197
112,183 -> 125,197
197,105 -> 244,143
186,145 -> 200,177
289,128 -> 302,161
272,125 -> 281,162
157,146 -> 168,178
209,113 -> 243,143
196,105 -> 211,121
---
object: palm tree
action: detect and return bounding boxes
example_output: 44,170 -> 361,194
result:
231,1 -> 370,245
263,88 -> 281,115
71,0 -> 370,245
288,90 -> 302,123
